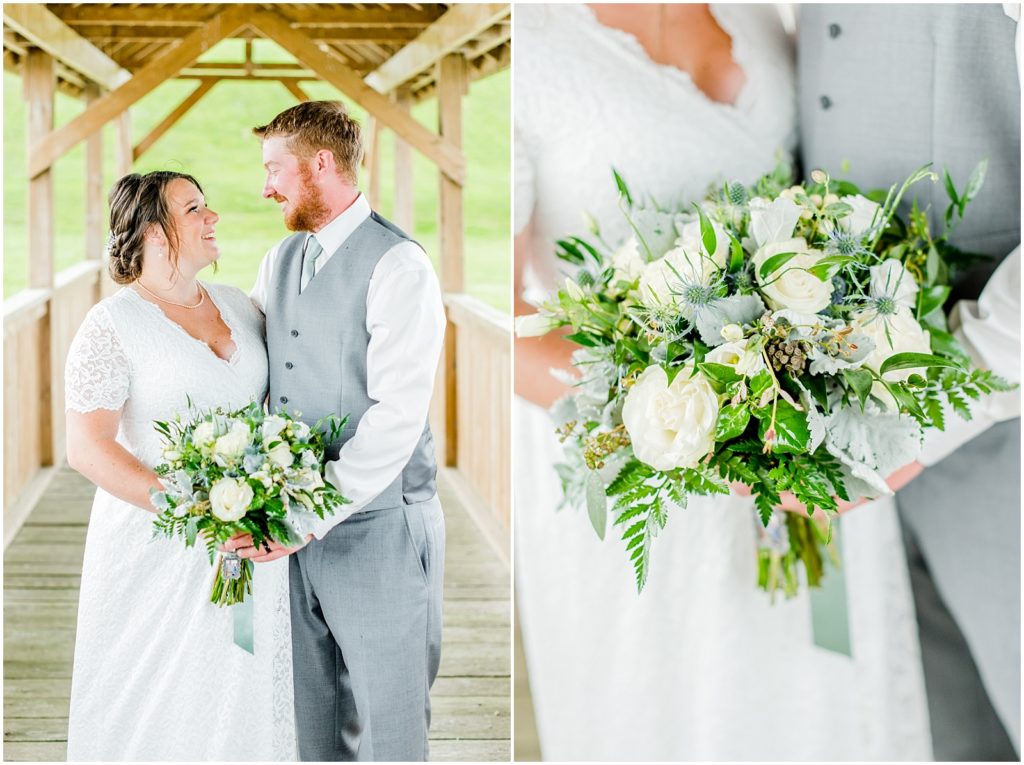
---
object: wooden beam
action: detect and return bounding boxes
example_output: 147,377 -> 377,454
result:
3,4 -> 129,90
247,10 -> 465,185
281,80 -> 310,102
116,110 -> 132,178
52,5 -> 444,27
27,5 -> 251,179
365,4 -> 507,94
24,48 -> 54,467
133,78 -> 217,161
84,84 -> 104,265
437,54 -> 467,468
393,89 -> 414,232
365,117 -> 382,208
67,25 -> 422,44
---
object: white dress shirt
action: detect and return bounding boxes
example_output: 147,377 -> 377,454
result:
251,194 -> 446,538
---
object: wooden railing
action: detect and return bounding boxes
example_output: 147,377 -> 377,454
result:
431,294 -> 511,550
3,260 -> 106,542
5,274 -> 512,555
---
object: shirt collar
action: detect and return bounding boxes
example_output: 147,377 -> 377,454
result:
308,193 -> 371,256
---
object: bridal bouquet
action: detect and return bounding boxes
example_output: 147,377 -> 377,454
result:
150,400 -> 349,605
517,161 -> 1012,595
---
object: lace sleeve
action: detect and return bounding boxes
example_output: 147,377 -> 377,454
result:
65,303 -> 130,413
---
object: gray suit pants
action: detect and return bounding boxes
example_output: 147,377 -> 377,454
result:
898,419 -> 1020,760
289,496 -> 445,761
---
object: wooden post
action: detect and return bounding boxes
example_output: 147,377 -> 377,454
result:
364,116 -> 381,209
24,47 -> 55,467
437,53 -> 466,467
85,84 -> 105,302
393,88 -> 414,232
115,109 -> 132,177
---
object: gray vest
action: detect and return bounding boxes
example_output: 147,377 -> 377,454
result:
798,4 -> 1020,303
266,212 -> 438,511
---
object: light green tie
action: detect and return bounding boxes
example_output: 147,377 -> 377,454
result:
299,236 -> 323,293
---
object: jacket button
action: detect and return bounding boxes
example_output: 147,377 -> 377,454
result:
829,23 -> 841,38
290,329 -> 299,337
285,362 -> 294,370
279,396 -> 288,404
820,95 -> 833,110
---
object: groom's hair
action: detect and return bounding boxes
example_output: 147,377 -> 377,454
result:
253,101 -> 363,185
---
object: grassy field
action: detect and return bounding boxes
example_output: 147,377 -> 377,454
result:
3,39 -> 510,310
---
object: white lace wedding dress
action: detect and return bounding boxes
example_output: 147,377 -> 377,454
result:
515,5 -> 932,760
64,282 -> 297,761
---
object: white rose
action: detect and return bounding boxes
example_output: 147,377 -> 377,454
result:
853,306 -> 932,408
609,238 -> 645,293
209,477 -> 254,522
267,441 -> 294,468
515,313 -> 558,337
261,415 -> 288,443
720,323 -> 745,343
212,421 -> 250,461
192,421 -> 216,447
163,447 -> 181,462
753,237 -> 834,314
869,259 -> 919,309
675,218 -> 730,270
292,421 -> 311,440
622,365 -> 719,471
638,245 -> 720,312
749,196 -> 803,248
706,339 -> 766,377
838,194 -> 881,236
300,448 -> 318,467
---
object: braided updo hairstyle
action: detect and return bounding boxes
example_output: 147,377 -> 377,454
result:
106,171 -> 204,285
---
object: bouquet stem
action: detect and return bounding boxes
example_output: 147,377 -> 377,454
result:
210,552 -> 253,606
757,513 -> 838,600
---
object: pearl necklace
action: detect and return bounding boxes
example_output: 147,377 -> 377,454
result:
135,280 -> 205,309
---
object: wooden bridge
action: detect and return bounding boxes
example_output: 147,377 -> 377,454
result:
3,4 -> 511,761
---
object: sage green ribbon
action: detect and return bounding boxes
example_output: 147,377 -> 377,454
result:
809,518 -> 851,656
233,595 -> 254,654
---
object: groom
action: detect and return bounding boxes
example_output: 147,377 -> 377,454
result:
239,100 -> 446,761
799,5 -> 1021,760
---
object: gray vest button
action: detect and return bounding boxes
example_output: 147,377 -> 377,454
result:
285,362 -> 294,370
820,95 -> 833,109
829,23 -> 841,38
279,396 -> 288,404
290,329 -> 299,337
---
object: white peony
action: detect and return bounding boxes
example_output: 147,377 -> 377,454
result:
209,477 -> 254,522
838,194 -> 881,236
515,313 -> 558,337
869,259 -> 919,309
622,365 -> 719,471
853,306 -> 932,408
749,196 -> 803,248
706,339 -> 766,377
753,237 -> 834,314
212,421 -> 250,461
192,421 -> 216,447
267,441 -> 294,468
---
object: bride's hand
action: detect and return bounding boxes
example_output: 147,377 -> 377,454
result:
731,460 -> 925,515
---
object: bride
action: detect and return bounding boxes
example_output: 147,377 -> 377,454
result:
63,171 -> 295,760
514,4 -> 931,760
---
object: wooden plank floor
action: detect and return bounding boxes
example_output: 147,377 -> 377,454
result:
3,466 -> 510,762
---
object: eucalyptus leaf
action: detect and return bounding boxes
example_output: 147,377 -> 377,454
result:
698,362 -> 743,388
694,203 -> 718,257
842,368 -> 874,410
612,168 -> 633,207
915,285 -> 950,319
586,471 -> 608,540
963,158 -> 988,204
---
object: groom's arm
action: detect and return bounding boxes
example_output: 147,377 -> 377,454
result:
310,242 -> 446,539
249,242 -> 282,314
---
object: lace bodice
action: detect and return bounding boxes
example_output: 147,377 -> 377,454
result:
65,282 -> 269,466
514,3 -> 797,295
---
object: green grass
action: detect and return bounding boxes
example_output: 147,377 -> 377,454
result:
3,40 -> 510,310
